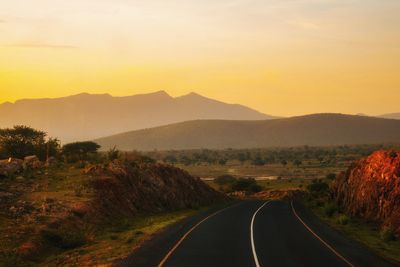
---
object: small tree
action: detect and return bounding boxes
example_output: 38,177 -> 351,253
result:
62,141 -> 100,163
218,158 -> 228,165
252,156 -> 266,166
107,146 -> 121,161
164,155 -> 177,164
293,159 -> 302,168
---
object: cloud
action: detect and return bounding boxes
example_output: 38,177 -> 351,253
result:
0,19 -> 6,23
1,43 -> 78,49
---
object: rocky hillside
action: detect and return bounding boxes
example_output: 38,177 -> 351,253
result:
332,150 -> 400,234
86,161 -> 222,219
0,160 -> 222,265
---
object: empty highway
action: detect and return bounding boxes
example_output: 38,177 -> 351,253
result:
118,200 -> 395,267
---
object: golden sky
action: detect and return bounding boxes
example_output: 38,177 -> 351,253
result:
0,0 -> 399,116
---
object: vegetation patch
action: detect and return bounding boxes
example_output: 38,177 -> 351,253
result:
304,180 -> 400,264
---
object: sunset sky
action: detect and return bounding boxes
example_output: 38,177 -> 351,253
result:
0,0 -> 399,116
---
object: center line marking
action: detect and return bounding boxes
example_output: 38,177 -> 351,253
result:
251,201 -> 270,267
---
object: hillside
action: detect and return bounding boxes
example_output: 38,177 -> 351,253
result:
96,114 -> 400,151
0,91 -> 273,142
0,159 -> 223,265
332,150 -> 400,235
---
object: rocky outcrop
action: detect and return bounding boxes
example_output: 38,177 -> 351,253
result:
0,155 -> 43,178
23,155 -> 42,169
332,150 -> 400,234
0,158 -> 23,177
86,161 -> 223,219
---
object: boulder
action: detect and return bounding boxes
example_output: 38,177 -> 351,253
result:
0,158 -> 24,177
23,155 -> 42,170
332,150 -> 400,234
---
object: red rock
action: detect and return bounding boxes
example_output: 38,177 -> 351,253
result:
332,150 -> 400,234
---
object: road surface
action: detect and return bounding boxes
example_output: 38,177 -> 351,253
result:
117,200 -> 395,267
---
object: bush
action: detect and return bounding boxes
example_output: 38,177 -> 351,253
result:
380,227 -> 396,242
229,178 -> 263,193
107,146 -> 121,161
249,183 -> 263,193
214,175 -> 236,185
307,179 -> 329,194
326,173 -> 337,180
0,250 -> 25,267
41,228 -> 86,249
323,202 -> 338,217
336,214 -> 349,225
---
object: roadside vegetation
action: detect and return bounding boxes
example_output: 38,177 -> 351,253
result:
304,179 -> 400,264
0,126 -> 223,266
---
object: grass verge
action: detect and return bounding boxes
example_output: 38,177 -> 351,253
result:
305,198 -> 400,264
44,201 -> 233,266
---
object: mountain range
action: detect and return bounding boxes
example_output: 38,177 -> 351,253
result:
95,114 -> 400,151
0,91 -> 273,142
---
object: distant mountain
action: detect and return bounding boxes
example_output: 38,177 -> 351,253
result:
379,113 -> 400,120
0,91 -> 274,142
96,114 -> 400,151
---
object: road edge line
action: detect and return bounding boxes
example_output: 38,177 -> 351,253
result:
157,202 -> 241,267
251,201 -> 270,267
290,201 -> 355,267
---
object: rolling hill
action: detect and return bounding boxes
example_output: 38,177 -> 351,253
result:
379,113 -> 400,120
0,91 -> 274,142
96,114 -> 400,151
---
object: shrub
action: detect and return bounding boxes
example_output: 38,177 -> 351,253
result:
214,175 -> 236,185
307,180 -> 329,194
41,228 -> 86,249
218,158 -> 228,165
107,146 -> 121,161
249,183 -> 263,193
323,202 -> 338,217
0,250 -> 25,267
326,173 -> 337,180
336,214 -> 349,225
231,178 -> 257,191
380,227 -> 396,242
228,177 -> 263,193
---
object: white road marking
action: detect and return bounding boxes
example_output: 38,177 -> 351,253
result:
250,201 -> 270,267
290,201 -> 355,267
158,202 -> 241,267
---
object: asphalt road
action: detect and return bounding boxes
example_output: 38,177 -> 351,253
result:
117,200 -> 396,267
